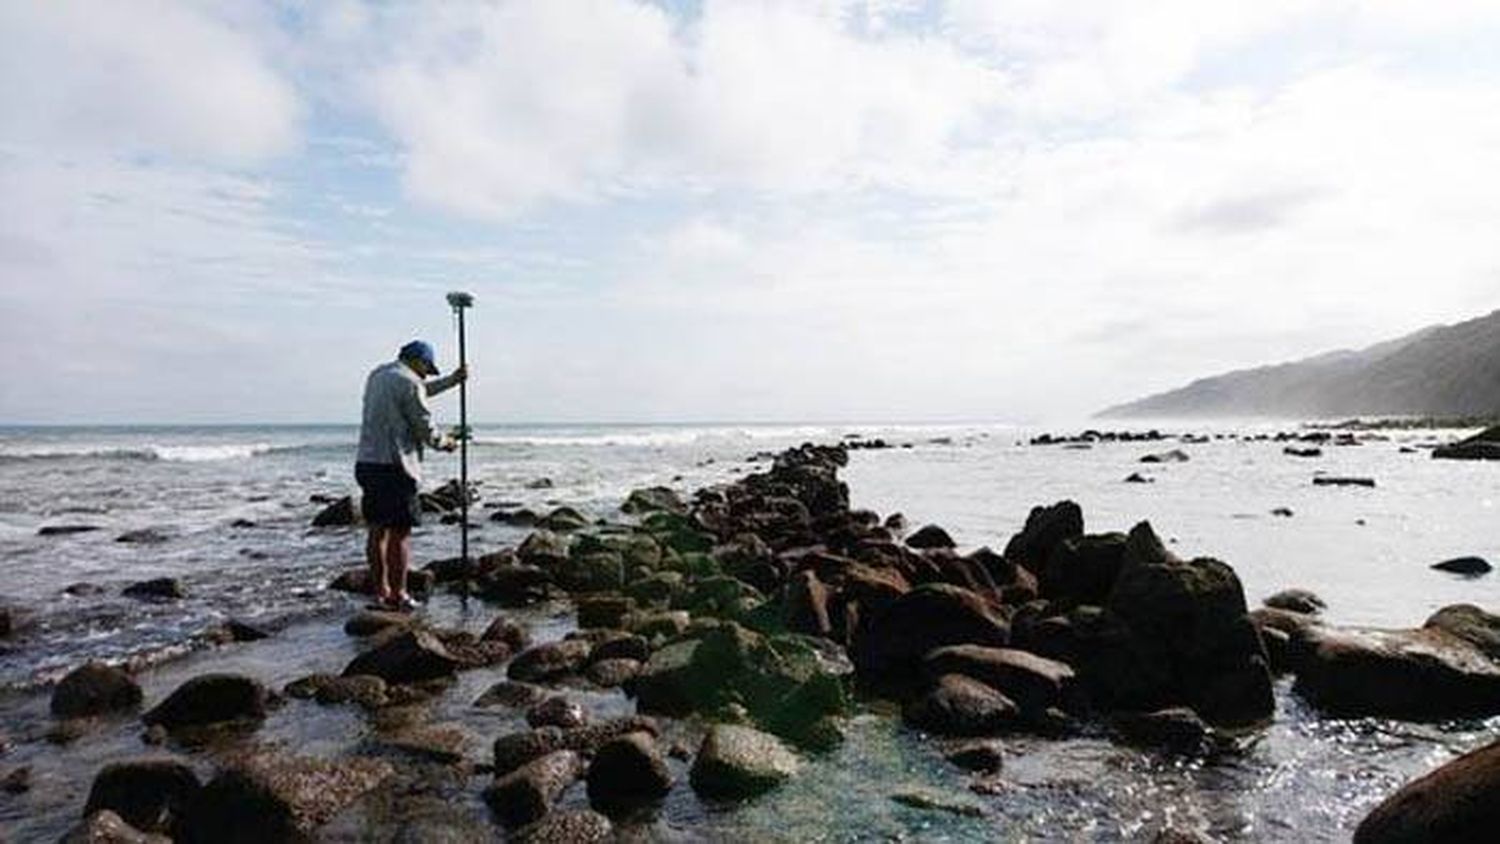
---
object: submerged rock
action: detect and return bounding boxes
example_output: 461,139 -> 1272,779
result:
586,731 -> 673,814
142,674 -> 271,730
177,751 -> 392,843
122,578 -> 186,601
474,680 -> 548,710
1112,707 -> 1212,754
1354,737 -> 1500,843
689,724 -> 800,800
83,758 -> 200,834
52,662 -> 143,718
943,739 -> 1005,774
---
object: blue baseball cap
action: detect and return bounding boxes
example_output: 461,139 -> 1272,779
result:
398,340 -> 440,376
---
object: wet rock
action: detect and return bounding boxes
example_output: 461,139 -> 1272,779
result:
890,788 -> 985,818
884,512 -> 907,533
1124,472 -> 1154,484
689,724 -> 800,800
177,751 -> 392,843
527,696 -> 588,729
327,567 -> 433,598
625,571 -> 684,606
39,524 -> 103,536
492,717 -> 659,775
1003,501 -> 1084,571
586,731 -> 673,814
906,524 -> 956,550
483,750 -> 585,828
116,528 -> 172,544
343,609 -> 414,637
1271,507 -> 1294,517
475,564 -> 552,604
1037,532 -> 1126,609
474,680 -> 548,710
622,486 -> 687,516
64,582 -> 107,597
1432,426 -> 1500,461
1112,707 -> 1212,754
493,507 -> 540,527
539,506 -> 590,532
52,662 -> 144,718
122,578 -> 186,601
852,583 -> 1010,695
517,530 -> 571,567
1431,556 -> 1492,576
342,630 -> 460,685
514,809 -> 613,843
586,658 -> 641,688
378,722 -> 471,764
220,620 -> 271,643
1424,604 -> 1500,660
943,739 -> 1004,774
1291,622 -> 1500,719
1313,476 -> 1376,487
507,639 -> 593,682
1283,447 -> 1322,458
576,594 -> 633,629
903,674 -> 1020,736
83,758 -> 201,833
61,810 -> 171,844
3,765 -> 30,793
1354,737 -> 1500,843
142,674 -> 271,730
1264,589 -> 1326,615
480,615 -> 531,651
622,609 -> 691,641
786,570 -> 833,637
310,496 -> 356,527
314,675 -> 387,709
589,633 -> 651,664
923,645 -> 1077,717
1139,449 -> 1190,464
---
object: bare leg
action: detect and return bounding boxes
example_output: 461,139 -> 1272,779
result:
366,527 -> 391,603
385,525 -> 412,603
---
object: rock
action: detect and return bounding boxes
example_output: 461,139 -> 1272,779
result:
328,567 -> 434,598
525,477 -> 554,490
903,673 -> 1020,736
1139,449 -> 1190,464
943,739 -> 1004,774
922,645 -> 1077,717
378,723 -> 471,764
39,524 -> 103,536
0,606 -> 10,638
1264,589 -> 1326,615
342,630 -> 461,685
177,751 -> 392,843
122,578 -> 186,601
1003,501 -> 1084,571
483,750 -> 585,828
586,731 -> 673,814
64,582 -> 107,597
492,717 -> 660,775
1424,604 -> 1500,660
3,765 -> 30,794
1432,426 -> 1500,461
1124,472 -> 1154,484
622,486 -> 687,515
514,809 -> 613,843
589,633 -> 651,664
1284,447 -> 1323,458
142,674 -> 271,730
1271,507 -> 1295,517
507,639 -> 593,683
622,609 -> 690,641
852,583 -> 1010,695
625,571 -> 684,606
1038,532 -> 1126,609
493,507 -> 540,527
1291,624 -> 1500,719
786,570 -> 833,637
538,506 -> 590,532
527,696 -> 587,729
1431,556 -> 1492,576
475,565 -> 552,603
116,528 -> 172,544
890,788 -> 985,818
474,680 -> 548,709
220,620 -> 271,643
1312,476 -> 1376,487
61,810 -> 171,844
1112,707 -> 1212,754
83,758 -> 201,833
1353,737 -> 1500,843
52,662 -> 144,718
689,724 -> 800,800
343,609 -> 413,637
576,594 -> 633,629
310,496 -> 356,527
313,675 -> 387,709
586,658 -> 641,688
517,530 -> 571,567
480,615 -> 531,651
906,524 -> 956,550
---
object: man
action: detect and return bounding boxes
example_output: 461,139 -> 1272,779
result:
355,340 -> 467,610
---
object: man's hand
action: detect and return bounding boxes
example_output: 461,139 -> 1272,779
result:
434,433 -> 459,452
452,364 -> 468,384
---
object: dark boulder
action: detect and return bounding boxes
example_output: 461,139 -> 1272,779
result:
586,731 -> 673,814
852,583 -> 1010,695
122,578 -> 186,601
39,524 -> 103,536
1264,589 -> 1326,615
906,525 -> 956,550
902,674 -> 1019,736
923,645 -> 1077,716
785,570 -> 833,637
526,696 -> 587,729
1424,604 -> 1500,660
507,639 -> 593,683
1112,707 -> 1212,754
83,758 -> 200,833
327,566 -> 433,598
52,662 -> 144,718
1432,426 -> 1500,461
480,615 -> 531,651
622,486 -> 687,516
1354,737 -> 1500,843
589,633 -> 650,665
342,630 -> 461,685
585,658 -> 641,688
1037,532 -> 1126,608
142,674 -> 271,730
342,609 -> 413,637
689,724 -> 800,800
575,593 -> 632,628
1431,556 -> 1492,576
1312,476 -> 1376,487
1003,501 -> 1084,571
517,530 -> 571,567
538,506 -> 591,532
1291,622 -> 1500,719
310,496 -> 356,527
943,739 -> 1004,774
177,751 -> 391,843
116,528 -> 173,544
1139,449 -> 1190,464
483,750 -> 585,828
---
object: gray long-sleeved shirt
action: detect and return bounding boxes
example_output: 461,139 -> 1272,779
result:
355,360 -> 461,483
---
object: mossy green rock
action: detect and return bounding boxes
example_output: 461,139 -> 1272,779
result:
557,552 -> 624,593
643,513 -> 715,555
625,572 -> 684,606
681,576 -> 765,618
689,724 -> 800,800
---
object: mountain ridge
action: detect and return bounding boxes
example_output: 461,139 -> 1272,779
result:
1100,310 -> 1500,419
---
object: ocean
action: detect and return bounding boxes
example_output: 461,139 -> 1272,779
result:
1,420 -> 1497,840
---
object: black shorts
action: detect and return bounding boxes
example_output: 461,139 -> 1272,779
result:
355,462 -> 421,528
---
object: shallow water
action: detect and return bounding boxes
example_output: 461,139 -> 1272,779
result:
1,421 -> 1497,840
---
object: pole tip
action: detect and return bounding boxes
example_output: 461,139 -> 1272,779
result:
446,291 -> 475,308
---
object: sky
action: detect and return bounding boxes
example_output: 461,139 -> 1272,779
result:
2,0 -> 1498,425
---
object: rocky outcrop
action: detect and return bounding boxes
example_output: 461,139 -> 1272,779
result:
1003,501 -> 1084,572
52,662 -> 143,718
142,674 -> 272,731
622,486 -> 687,516
851,584 -> 1010,696
689,724 -> 800,800
1354,738 -> 1500,843
922,645 -> 1077,717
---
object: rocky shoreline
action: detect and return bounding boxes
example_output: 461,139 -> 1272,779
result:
3,441 -> 1499,841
